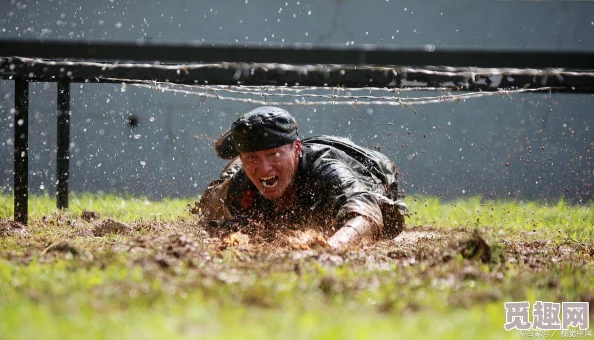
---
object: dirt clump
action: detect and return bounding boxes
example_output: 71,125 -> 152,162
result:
112,231 -> 210,270
447,229 -> 507,264
0,220 -> 29,237
92,219 -> 133,236
162,233 -> 202,258
41,241 -> 79,256
222,231 -> 250,248
81,210 -> 100,222
272,229 -> 329,250
456,230 -> 493,262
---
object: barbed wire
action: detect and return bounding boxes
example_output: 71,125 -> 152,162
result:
105,77 -> 554,106
4,57 -> 587,105
13,57 -> 594,78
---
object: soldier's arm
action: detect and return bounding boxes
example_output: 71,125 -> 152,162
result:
196,157 -> 243,221
327,215 -> 376,249
311,158 -> 384,248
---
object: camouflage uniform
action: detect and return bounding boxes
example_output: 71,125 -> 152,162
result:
197,135 -> 407,238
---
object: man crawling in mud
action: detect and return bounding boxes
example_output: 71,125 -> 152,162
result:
195,106 -> 408,249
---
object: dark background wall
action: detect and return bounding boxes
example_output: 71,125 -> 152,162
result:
1,0 -> 593,201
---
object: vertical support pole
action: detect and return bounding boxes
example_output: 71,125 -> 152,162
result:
57,81 -> 70,210
14,79 -> 29,225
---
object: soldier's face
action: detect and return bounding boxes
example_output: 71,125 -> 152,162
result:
240,141 -> 302,200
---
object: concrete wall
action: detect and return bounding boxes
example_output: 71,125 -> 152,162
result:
1,0 -> 593,201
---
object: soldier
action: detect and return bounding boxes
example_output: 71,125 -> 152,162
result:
196,106 -> 408,249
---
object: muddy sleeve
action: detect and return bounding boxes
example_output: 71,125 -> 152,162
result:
311,158 -> 384,235
197,158 -> 242,221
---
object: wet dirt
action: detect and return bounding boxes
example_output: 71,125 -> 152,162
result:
92,219 -> 133,236
0,219 -> 29,237
81,210 -> 101,222
2,215 -> 592,277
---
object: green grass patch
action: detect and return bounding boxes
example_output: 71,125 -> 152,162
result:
0,193 -> 592,339
408,196 -> 594,242
0,192 -> 194,223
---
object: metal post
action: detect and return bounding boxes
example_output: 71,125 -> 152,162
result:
14,79 -> 29,225
57,81 -> 70,210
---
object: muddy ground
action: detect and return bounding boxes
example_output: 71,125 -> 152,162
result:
2,213 -> 592,274
2,210 -> 594,325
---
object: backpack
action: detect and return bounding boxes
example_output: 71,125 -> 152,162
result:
302,135 -> 401,200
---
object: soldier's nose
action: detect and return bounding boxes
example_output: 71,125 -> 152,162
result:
259,158 -> 273,172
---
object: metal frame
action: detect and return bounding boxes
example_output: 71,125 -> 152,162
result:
1,39 -> 593,225
2,39 -> 594,68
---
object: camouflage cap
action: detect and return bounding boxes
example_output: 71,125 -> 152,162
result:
215,107 -> 299,159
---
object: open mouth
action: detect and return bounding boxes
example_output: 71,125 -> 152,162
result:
259,175 -> 279,188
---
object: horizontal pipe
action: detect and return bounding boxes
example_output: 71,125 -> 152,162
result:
1,39 -> 594,69
1,57 -> 593,92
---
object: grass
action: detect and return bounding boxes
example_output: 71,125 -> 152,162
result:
0,193 -> 593,339
0,192 -> 193,223
410,196 -> 594,242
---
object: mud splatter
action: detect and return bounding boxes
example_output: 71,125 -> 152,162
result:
92,219 -> 133,236
0,219 -> 29,237
81,210 -> 100,222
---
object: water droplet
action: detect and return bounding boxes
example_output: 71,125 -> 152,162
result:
424,44 -> 435,52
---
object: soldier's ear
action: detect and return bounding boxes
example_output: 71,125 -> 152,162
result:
294,139 -> 302,156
